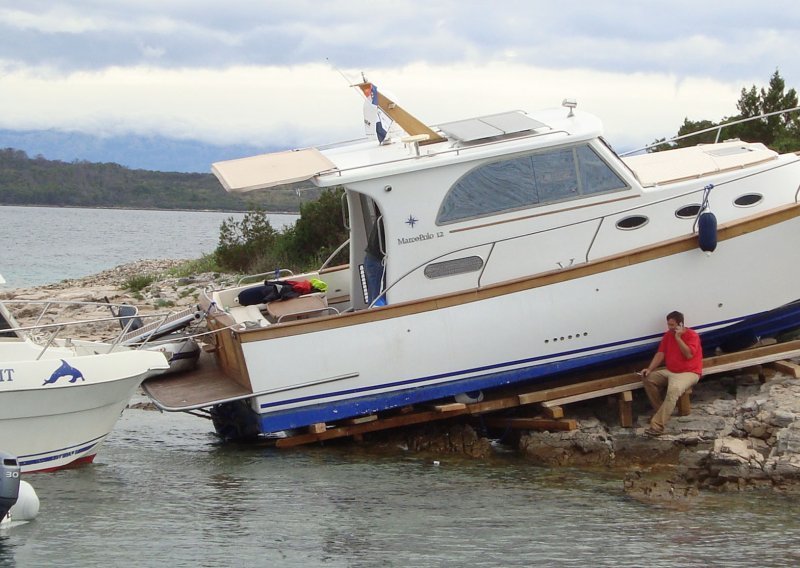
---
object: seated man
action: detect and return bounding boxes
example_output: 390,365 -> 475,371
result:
639,310 -> 702,436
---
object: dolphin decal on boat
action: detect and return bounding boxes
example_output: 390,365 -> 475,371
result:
43,360 -> 85,386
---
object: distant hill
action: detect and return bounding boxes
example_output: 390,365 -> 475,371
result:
0,128 -> 275,174
0,148 -> 321,212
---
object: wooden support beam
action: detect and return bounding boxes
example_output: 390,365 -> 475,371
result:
466,395 -> 522,415
483,417 -> 577,431
768,360 -> 800,378
275,406 -> 470,448
541,405 -> 564,419
618,390 -> 633,428
272,339 -> 800,449
677,389 -> 692,417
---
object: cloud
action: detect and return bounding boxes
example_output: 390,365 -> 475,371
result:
0,60 -> 744,154
0,0 -> 797,159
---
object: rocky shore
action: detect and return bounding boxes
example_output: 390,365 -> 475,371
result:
0,259 -> 234,341
4,259 -> 800,501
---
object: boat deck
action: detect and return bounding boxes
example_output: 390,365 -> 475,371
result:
142,351 -> 251,410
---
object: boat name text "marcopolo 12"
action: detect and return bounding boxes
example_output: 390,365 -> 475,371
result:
0,368 -> 14,382
397,232 -> 444,246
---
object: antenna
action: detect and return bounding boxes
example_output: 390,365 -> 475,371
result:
325,58 -> 369,100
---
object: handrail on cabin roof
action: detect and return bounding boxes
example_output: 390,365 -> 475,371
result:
621,106 -> 800,157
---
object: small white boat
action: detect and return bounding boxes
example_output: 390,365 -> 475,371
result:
0,296 -> 170,472
142,82 -> 800,440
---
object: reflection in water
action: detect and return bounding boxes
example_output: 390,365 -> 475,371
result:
1,408 -> 800,566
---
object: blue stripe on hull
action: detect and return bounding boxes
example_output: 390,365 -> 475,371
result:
231,300 -> 800,436
19,435 -> 106,470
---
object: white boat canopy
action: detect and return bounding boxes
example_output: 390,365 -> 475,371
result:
212,148 -> 337,193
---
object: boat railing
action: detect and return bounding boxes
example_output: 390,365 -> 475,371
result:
319,238 -> 350,271
620,106 -> 800,157
0,299 -> 205,359
236,269 -> 295,286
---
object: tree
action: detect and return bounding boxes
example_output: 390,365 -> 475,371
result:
650,70 -> 800,153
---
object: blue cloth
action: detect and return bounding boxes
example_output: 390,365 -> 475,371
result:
364,253 -> 385,305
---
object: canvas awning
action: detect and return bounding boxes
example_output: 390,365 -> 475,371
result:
211,148 -> 337,193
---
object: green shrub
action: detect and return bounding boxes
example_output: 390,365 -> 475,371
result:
123,274 -> 156,292
212,188 -> 348,275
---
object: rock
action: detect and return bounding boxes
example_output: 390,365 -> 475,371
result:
623,470 -> 699,508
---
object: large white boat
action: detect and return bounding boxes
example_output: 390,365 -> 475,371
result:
0,297 -> 170,472
144,82 -> 800,439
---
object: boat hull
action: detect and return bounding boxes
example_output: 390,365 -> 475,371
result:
0,347 -> 169,472
207,205 -> 800,436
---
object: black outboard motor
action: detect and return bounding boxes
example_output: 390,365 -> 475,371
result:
0,451 -> 21,522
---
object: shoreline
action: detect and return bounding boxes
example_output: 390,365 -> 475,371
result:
5,259 -> 800,502
0,203 -> 302,215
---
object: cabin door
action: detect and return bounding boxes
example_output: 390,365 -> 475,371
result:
359,195 -> 386,307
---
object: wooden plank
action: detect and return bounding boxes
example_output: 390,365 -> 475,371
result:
768,360 -> 800,378
343,414 -> 378,425
483,417 -> 577,431
540,382 -> 643,407
466,395 -> 522,415
433,402 -> 467,413
518,373 -> 642,405
307,423 -> 326,434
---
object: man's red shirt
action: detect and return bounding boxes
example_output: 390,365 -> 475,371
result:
658,328 -> 703,375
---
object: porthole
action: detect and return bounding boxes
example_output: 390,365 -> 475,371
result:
615,215 -> 649,230
734,193 -> 763,207
675,204 -> 701,219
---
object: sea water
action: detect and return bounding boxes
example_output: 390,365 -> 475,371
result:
0,205 -> 297,288
2,407 -> 799,567
1,206 -> 800,566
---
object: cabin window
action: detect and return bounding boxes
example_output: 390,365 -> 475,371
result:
733,193 -> 763,207
616,215 -> 649,230
675,204 -> 702,219
437,144 -> 628,224
424,256 -> 484,279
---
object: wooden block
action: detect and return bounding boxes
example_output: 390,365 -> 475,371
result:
343,414 -> 378,425
307,422 -> 326,434
618,390 -> 633,428
483,417 -> 577,431
433,402 -> 467,413
541,405 -> 564,419
677,389 -> 692,416
768,360 -> 800,378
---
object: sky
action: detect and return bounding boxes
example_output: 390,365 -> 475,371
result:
1,0 -> 799,166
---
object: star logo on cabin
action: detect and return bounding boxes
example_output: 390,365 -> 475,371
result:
405,215 -> 418,228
